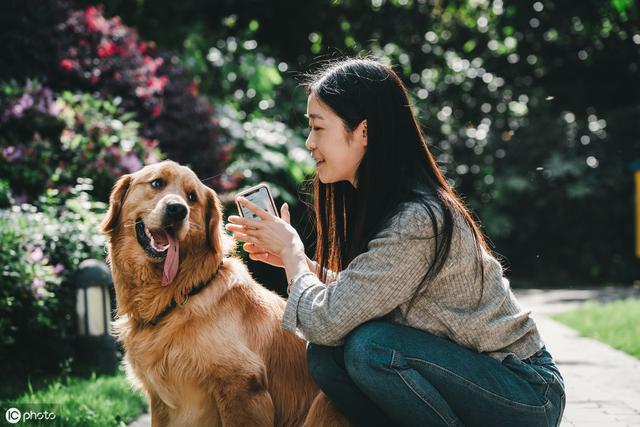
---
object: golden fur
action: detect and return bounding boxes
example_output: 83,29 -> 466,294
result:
101,160 -> 350,427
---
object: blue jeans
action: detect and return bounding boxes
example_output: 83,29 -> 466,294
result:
307,321 -> 565,427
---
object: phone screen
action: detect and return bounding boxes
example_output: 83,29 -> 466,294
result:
239,186 -> 277,221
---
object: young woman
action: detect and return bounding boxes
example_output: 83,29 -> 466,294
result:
225,58 -> 565,427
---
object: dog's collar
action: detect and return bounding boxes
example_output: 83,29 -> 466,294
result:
143,259 -> 225,328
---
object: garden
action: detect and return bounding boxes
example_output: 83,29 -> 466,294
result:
1,0 -> 638,425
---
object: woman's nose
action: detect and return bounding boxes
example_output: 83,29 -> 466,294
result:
305,137 -> 316,150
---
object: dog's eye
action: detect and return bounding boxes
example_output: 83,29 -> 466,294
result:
188,192 -> 197,203
151,178 -> 165,189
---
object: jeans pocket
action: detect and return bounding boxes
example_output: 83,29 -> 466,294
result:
502,354 -> 553,401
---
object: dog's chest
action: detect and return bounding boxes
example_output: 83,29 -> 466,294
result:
128,330 -> 221,425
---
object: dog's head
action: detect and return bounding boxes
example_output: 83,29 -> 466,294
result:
101,160 -> 232,294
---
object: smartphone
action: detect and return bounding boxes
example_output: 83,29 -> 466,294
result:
235,183 -> 279,221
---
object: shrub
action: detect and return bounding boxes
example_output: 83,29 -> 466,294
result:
55,4 -> 226,182
0,1 -> 226,184
0,181 -> 107,376
0,80 -> 162,204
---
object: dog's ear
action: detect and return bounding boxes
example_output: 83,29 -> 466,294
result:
205,188 -> 234,254
101,174 -> 133,236
205,188 -> 222,251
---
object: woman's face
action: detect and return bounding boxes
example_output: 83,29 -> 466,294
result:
305,94 -> 367,187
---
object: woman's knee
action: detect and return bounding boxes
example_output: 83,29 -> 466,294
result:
306,343 -> 343,386
343,321 -> 392,379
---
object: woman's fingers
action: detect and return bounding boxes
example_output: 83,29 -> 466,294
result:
243,242 -> 265,253
280,203 -> 290,224
227,215 -> 262,229
232,230 -> 254,243
236,197 -> 272,220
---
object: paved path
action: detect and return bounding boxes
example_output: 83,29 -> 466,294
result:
515,287 -> 640,427
128,287 -> 640,427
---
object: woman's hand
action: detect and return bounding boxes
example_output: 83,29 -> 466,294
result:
234,202 -> 291,268
225,197 -> 305,267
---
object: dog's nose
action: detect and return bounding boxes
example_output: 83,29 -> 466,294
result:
165,203 -> 188,222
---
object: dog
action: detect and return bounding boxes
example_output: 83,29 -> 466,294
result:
101,160 -> 350,427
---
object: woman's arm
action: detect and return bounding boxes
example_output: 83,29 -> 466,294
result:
306,257 -> 338,284
282,204 -> 438,346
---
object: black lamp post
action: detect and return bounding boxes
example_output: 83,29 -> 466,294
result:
75,259 -> 118,374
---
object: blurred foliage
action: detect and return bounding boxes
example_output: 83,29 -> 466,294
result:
0,0 -> 225,183
0,181 -> 107,376
87,0 -> 640,285
0,79 -> 162,204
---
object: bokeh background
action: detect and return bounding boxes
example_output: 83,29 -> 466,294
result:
1,0 -> 639,422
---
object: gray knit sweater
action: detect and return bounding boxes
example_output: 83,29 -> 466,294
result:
282,197 -> 544,361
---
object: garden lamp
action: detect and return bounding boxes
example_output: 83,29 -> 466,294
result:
75,259 -> 118,374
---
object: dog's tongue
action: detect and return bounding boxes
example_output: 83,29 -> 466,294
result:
160,231 -> 179,286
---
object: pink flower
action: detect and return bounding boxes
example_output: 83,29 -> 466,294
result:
60,59 -> 74,71
98,41 -> 116,57
31,278 -> 46,299
28,246 -> 44,263
54,263 -> 65,276
120,152 -> 143,173
84,6 -> 108,33
144,151 -> 160,165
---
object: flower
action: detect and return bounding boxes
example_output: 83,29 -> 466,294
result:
28,246 -> 44,263
31,278 -> 47,300
60,59 -> 74,71
2,146 -> 25,161
120,152 -> 143,173
53,263 -> 65,276
98,41 -> 116,57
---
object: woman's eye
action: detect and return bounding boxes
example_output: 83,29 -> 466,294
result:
151,178 -> 165,188
188,192 -> 197,203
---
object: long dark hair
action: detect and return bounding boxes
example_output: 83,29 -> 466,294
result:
302,57 -> 492,310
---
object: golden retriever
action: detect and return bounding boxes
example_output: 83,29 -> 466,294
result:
101,160 -> 350,427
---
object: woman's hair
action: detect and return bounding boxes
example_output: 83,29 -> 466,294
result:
302,57 -> 492,312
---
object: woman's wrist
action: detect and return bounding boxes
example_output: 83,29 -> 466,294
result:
284,251 -> 311,290
306,256 -> 319,275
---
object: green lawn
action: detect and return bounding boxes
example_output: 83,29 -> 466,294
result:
552,298 -> 640,359
4,370 -> 147,427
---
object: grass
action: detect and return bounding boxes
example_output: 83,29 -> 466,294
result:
552,298 -> 640,359
3,369 -> 148,427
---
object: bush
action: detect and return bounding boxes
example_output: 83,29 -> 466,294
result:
0,1 -> 226,184
0,79 -> 162,204
0,181 -> 107,376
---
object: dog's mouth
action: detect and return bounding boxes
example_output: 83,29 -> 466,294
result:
135,218 -> 180,286
135,219 -> 174,258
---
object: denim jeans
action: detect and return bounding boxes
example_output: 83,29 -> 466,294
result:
307,321 -> 566,427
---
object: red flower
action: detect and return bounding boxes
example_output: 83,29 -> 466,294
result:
60,59 -> 74,71
89,76 -> 99,84
84,5 -> 108,33
152,106 -> 162,117
98,41 -> 116,57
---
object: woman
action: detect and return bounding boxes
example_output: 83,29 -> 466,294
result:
225,58 -> 565,427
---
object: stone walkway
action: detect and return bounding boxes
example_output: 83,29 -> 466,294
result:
128,287 -> 640,427
515,287 -> 640,427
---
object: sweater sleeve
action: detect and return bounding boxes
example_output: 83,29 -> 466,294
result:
282,204 -> 437,346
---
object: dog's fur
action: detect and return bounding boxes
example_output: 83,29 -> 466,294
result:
101,161 -> 349,427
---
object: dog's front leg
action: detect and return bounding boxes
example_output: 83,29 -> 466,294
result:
149,392 -> 171,427
209,370 -> 275,427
